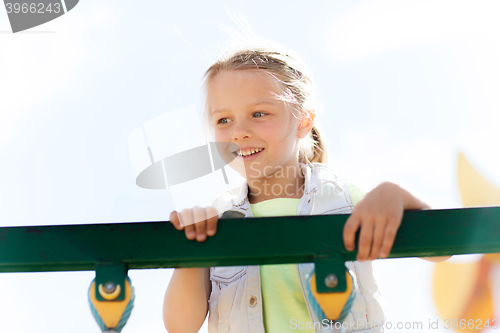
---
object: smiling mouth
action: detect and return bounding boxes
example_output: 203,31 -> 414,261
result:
233,148 -> 265,157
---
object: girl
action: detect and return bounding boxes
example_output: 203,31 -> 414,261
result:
163,42 -> 432,333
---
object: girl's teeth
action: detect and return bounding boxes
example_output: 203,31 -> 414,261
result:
237,148 -> 262,156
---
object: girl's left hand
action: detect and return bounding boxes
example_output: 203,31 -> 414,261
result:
343,181 -> 430,261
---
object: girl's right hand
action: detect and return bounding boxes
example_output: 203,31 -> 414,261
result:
169,207 -> 219,243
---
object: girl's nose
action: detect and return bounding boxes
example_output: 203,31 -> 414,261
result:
232,123 -> 251,141
234,134 -> 250,141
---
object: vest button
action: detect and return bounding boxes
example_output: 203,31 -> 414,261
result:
249,295 -> 257,307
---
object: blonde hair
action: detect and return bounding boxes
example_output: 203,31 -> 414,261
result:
202,43 -> 327,164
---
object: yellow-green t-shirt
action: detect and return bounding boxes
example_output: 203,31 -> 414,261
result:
250,184 -> 365,333
251,198 -> 312,332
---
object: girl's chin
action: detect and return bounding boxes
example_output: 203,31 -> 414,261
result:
236,172 -> 265,183
241,174 -> 262,181
228,164 -> 264,182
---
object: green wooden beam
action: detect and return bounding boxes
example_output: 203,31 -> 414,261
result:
0,207 -> 499,293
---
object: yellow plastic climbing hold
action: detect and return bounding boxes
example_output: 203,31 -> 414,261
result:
89,279 -> 133,329
310,271 -> 353,320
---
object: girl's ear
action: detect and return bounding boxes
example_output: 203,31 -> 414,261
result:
297,111 -> 315,138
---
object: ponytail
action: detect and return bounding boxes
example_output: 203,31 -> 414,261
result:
298,125 -> 327,165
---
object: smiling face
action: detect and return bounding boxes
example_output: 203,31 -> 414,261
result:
207,70 -> 310,181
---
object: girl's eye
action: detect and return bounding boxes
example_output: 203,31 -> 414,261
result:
253,112 -> 267,118
217,118 -> 231,125
216,112 -> 266,125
